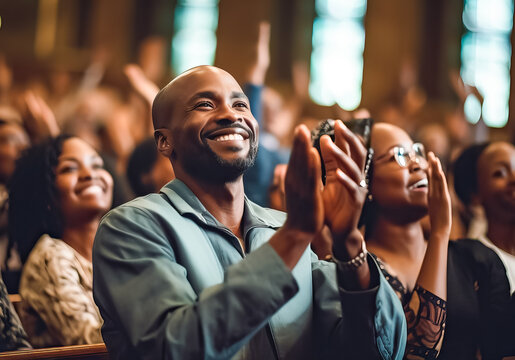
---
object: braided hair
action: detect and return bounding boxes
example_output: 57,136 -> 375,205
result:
7,134 -> 72,264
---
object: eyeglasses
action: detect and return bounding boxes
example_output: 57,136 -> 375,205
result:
375,142 -> 427,168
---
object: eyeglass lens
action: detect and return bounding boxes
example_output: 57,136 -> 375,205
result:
394,143 -> 426,167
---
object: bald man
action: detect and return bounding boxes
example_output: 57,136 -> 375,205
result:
93,66 -> 406,360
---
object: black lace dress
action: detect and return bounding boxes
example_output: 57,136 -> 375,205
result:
372,254 -> 447,360
373,239 -> 515,360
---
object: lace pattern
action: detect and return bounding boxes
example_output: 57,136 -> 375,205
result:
375,255 -> 447,360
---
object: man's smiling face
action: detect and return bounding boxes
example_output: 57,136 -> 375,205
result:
157,66 -> 259,183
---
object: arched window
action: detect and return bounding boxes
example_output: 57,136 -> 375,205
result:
461,0 -> 514,127
309,0 -> 367,110
171,0 -> 219,75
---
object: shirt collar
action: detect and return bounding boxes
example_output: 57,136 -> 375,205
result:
160,179 -> 285,231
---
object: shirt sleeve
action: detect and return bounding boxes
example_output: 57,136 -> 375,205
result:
311,254 -> 407,360
93,205 -> 299,360
404,286 -> 447,360
375,258 -> 447,360
242,83 -> 263,127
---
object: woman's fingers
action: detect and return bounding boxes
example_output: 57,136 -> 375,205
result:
333,120 -> 350,156
331,168 -> 360,197
428,152 -> 447,196
320,135 -> 363,184
334,120 -> 367,171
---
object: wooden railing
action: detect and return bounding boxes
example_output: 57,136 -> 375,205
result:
0,343 -> 109,359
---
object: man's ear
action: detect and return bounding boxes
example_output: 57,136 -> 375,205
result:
154,129 -> 173,158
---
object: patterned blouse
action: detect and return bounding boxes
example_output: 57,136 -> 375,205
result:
372,255 -> 447,360
18,235 -> 103,347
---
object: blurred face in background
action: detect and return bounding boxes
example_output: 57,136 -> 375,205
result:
476,142 -> 515,223
0,122 -> 29,184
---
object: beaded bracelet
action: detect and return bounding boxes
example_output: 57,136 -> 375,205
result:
331,241 -> 368,271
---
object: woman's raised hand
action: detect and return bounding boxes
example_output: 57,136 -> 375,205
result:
427,152 -> 452,240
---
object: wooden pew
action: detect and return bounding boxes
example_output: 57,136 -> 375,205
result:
8,294 -> 22,304
0,343 -> 109,360
8,293 -> 23,313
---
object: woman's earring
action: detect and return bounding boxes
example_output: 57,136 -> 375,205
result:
367,193 -> 373,202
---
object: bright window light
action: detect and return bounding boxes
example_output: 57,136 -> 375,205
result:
171,0 -> 219,75
464,94 -> 482,124
309,0 -> 367,110
461,0 -> 513,127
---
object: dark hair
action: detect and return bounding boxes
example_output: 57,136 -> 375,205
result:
8,134 -> 72,263
127,137 -> 159,196
452,142 -> 490,206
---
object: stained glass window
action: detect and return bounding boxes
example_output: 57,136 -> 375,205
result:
171,0 -> 219,75
309,0 -> 367,110
461,0 -> 514,127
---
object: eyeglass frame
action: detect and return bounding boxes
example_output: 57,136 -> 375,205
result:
374,142 -> 427,168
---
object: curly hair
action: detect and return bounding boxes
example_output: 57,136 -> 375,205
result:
7,134 -> 72,264
126,137 -> 159,197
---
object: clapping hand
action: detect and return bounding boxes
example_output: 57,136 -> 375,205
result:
283,125 -> 324,236
319,120 -> 368,243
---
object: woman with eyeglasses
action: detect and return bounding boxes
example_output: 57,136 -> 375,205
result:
311,120 -> 451,359
362,123 -> 513,359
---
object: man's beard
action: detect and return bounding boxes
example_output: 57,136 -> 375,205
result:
179,139 -> 258,184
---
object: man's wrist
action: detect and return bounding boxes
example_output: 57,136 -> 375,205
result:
279,224 -> 317,244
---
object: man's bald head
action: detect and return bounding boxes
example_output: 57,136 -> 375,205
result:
151,65 -> 258,184
151,66 -> 238,130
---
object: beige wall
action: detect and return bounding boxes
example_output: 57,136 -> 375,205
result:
362,0 -> 423,110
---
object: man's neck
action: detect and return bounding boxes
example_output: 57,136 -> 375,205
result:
177,172 -> 246,240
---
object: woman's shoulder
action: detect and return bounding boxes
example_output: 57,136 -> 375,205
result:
22,235 -> 77,276
29,235 -> 74,259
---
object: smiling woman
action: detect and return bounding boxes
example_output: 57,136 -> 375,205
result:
360,123 -> 513,359
7,135 -> 113,348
